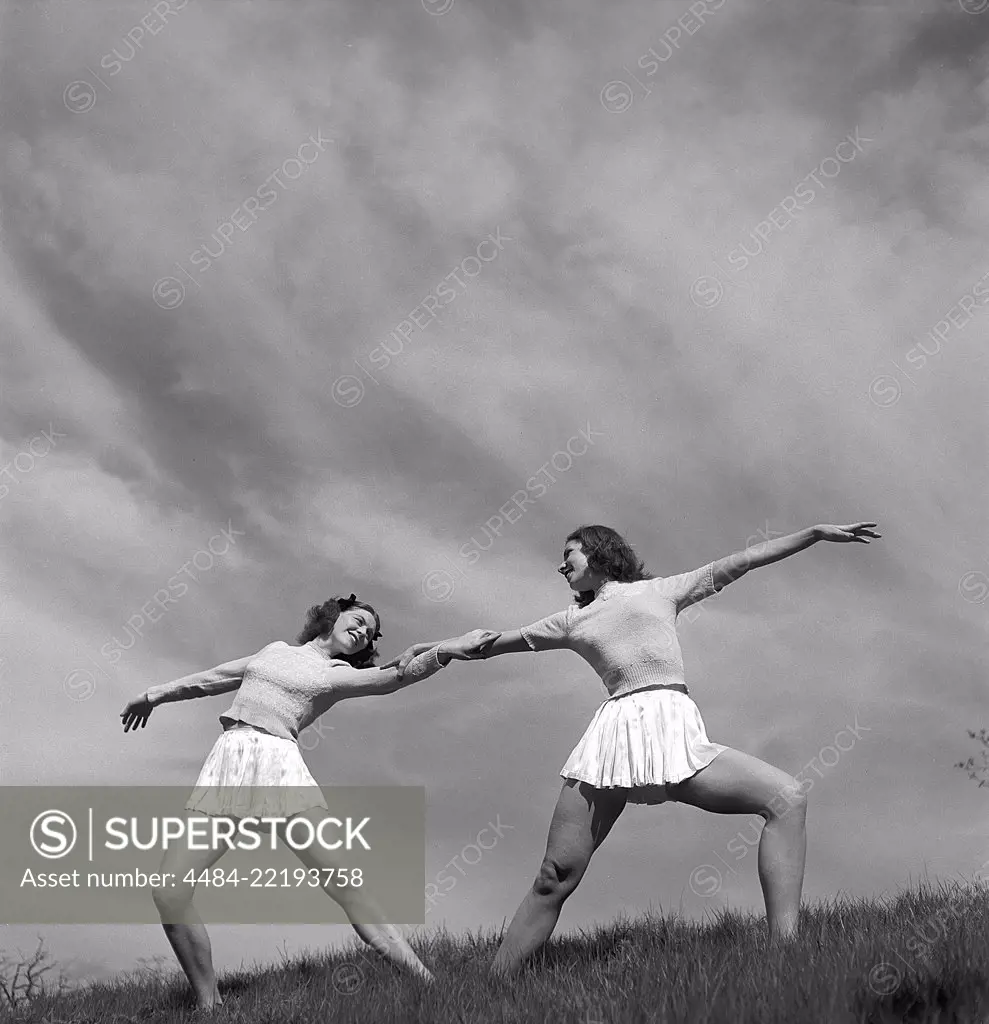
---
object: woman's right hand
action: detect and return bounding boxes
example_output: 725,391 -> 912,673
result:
120,692 -> 155,732
438,629 -> 502,662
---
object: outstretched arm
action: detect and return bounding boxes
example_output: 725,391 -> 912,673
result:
712,522 -> 880,591
120,650 -> 260,732
469,631 -> 531,658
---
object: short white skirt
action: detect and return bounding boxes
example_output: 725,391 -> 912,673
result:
185,723 -> 329,819
561,686 -> 727,805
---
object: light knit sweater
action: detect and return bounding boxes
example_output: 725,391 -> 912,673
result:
520,563 -> 722,698
149,641 -> 446,741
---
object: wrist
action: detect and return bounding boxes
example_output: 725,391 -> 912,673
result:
144,688 -> 162,707
810,525 -> 823,541
435,644 -> 454,666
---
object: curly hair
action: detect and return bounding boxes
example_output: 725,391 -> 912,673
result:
296,593 -> 381,669
566,525 -> 652,608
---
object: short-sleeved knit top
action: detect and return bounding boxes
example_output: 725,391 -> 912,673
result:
520,564 -> 722,698
155,641 -> 446,741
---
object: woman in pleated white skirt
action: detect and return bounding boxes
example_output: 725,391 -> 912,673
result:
121,593 -> 499,1007
185,721 -> 330,820
394,520 -> 879,974
562,685 -> 727,805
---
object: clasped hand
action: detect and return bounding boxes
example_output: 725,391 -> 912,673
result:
382,629 -> 501,676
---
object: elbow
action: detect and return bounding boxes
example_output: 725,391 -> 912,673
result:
722,552 -> 753,583
718,566 -> 746,590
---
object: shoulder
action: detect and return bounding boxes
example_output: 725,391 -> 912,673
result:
519,604 -> 574,650
592,579 -> 654,603
623,578 -> 655,594
261,640 -> 292,653
326,657 -> 359,670
281,642 -> 349,666
300,647 -> 359,672
250,640 -> 294,661
644,574 -> 675,592
525,604 -> 574,625
650,563 -> 718,608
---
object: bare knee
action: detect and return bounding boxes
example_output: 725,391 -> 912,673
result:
533,856 -> 584,902
764,778 -> 808,823
152,882 -> 193,919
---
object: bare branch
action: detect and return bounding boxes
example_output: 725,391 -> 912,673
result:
0,937 -> 65,1009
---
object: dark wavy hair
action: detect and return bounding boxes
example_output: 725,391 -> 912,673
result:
566,525 -> 652,607
296,594 -> 382,669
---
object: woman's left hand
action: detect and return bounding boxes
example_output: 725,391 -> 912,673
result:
815,522 -> 881,543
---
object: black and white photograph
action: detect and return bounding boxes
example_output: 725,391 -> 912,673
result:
1,0 -> 987,1021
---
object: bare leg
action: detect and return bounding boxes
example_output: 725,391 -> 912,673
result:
151,822 -> 229,1009
279,810 -> 433,982
491,780 -> 626,976
669,747 -> 808,938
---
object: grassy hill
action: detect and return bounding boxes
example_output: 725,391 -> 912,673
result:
3,881 -> 988,1024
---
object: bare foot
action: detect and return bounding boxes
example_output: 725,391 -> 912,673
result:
192,987 -> 223,1011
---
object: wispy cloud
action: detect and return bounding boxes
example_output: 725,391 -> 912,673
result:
0,0 -> 985,985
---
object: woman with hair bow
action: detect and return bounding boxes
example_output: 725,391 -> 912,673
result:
120,592 -> 499,1008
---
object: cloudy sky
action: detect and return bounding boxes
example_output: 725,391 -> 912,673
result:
1,0 -> 987,986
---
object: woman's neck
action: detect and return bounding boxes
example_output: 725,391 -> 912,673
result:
308,637 -> 341,659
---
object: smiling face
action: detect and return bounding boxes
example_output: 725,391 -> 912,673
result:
327,606 -> 378,658
558,539 -> 607,593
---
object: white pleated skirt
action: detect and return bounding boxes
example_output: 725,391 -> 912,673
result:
561,685 -> 727,804
185,723 -> 329,819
